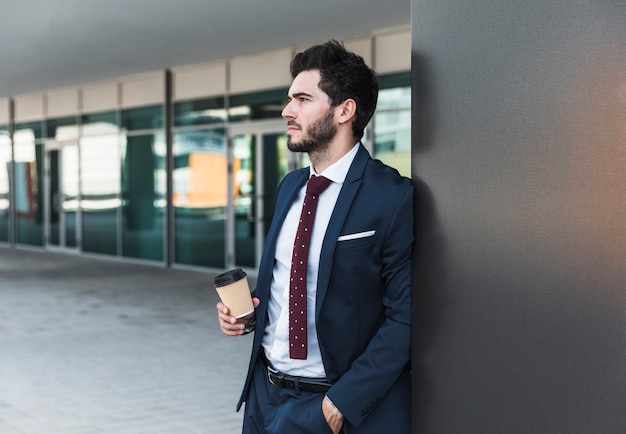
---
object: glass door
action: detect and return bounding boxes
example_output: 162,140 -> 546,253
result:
228,120 -> 302,270
44,140 -> 80,251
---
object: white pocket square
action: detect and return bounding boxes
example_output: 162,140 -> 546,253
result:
337,230 -> 376,241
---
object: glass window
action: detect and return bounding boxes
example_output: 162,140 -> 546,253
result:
62,144 -> 80,248
14,141 -> 44,246
173,97 -> 226,127
229,88 -> 288,122
46,116 -> 78,140
80,130 -> 121,256
120,105 -> 164,131
121,133 -> 166,261
261,133 -> 288,235
14,121 -> 43,142
378,72 -> 411,89
81,111 -> 118,135
232,133 -> 255,267
47,143 -> 80,249
374,72 -> 411,177
0,129 -> 11,242
173,128 -> 227,268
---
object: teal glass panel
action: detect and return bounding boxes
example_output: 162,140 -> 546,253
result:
45,143 -> 79,249
173,128 -> 227,268
378,71 -> 411,89
48,149 -> 61,246
14,121 -> 43,141
80,133 -> 120,255
229,88 -> 288,122
373,78 -> 411,177
46,116 -> 78,139
14,142 -> 44,246
121,134 -> 165,261
61,144 -> 79,248
261,133 -> 287,236
120,105 -> 164,131
233,133 -> 256,267
81,111 -> 118,135
173,97 -> 226,127
0,132 -> 11,242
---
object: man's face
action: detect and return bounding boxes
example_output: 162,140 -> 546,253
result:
282,69 -> 337,153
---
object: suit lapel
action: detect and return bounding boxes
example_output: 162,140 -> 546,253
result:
315,144 -> 370,319
271,169 -> 309,237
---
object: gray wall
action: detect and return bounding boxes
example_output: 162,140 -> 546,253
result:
410,1 -> 626,432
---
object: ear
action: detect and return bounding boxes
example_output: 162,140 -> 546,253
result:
335,98 -> 357,124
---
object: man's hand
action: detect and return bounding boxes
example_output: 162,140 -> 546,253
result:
217,297 -> 260,336
322,395 -> 344,434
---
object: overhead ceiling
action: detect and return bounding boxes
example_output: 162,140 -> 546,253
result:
0,0 -> 411,99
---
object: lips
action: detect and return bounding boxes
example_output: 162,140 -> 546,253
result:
287,121 -> 301,132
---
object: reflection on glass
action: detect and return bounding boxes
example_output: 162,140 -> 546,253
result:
46,116 -> 78,140
173,128 -> 227,268
121,133 -> 165,261
48,146 -> 79,247
62,145 -> 79,248
81,134 -> 121,255
14,141 -> 43,246
81,111 -> 118,136
48,149 -> 60,246
0,132 -> 11,242
374,86 -> 411,177
173,97 -> 226,127
233,134 -> 255,267
14,121 -> 43,142
262,133 -> 288,236
232,132 -> 288,268
229,88 -> 287,122
121,106 -> 164,131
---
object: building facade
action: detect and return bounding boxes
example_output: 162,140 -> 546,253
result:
0,27 -> 410,275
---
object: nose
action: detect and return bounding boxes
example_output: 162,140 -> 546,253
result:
282,100 -> 294,119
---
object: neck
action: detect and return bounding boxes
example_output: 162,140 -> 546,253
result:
309,133 -> 357,174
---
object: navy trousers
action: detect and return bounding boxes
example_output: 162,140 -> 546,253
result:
241,356 -> 411,433
242,357 -> 335,434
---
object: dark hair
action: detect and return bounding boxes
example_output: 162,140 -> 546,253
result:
290,40 -> 379,141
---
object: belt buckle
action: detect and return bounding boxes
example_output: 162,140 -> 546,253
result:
267,366 -> 286,388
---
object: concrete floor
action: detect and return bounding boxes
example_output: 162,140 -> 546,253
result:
0,247 -> 255,433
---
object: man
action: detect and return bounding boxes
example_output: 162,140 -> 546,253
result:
217,40 -> 413,433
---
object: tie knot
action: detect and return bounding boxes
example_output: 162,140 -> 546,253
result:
306,175 -> 332,196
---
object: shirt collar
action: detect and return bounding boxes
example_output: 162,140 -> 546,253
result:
308,142 -> 360,184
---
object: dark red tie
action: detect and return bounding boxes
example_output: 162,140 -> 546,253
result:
289,175 -> 332,360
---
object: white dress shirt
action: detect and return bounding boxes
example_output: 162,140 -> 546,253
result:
262,143 -> 360,377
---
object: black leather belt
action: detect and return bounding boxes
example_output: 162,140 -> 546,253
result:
262,354 -> 332,393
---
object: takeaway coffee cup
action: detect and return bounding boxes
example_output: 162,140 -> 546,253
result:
213,268 -> 254,318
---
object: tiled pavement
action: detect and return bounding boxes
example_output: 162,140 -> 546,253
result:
0,247 -> 255,434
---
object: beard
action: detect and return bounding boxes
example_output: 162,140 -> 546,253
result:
287,110 -> 336,153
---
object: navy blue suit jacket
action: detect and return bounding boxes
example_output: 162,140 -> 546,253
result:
238,144 -> 413,431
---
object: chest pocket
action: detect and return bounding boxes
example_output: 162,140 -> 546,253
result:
335,230 -> 376,250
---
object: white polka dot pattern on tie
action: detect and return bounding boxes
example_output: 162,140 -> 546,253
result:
288,175 -> 332,360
